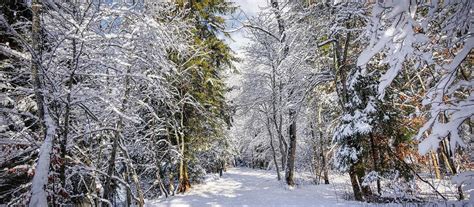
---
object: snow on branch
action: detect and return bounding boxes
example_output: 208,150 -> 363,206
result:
28,108 -> 56,207
356,0 -> 473,155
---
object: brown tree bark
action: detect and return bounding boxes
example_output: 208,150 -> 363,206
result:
349,160 -> 371,201
441,112 -> 465,200
431,151 -> 441,179
177,107 -> 190,193
349,164 -> 364,201
178,158 -> 191,193
31,0 -> 45,128
440,139 -> 464,200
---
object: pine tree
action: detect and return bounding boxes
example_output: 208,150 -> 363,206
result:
171,0 -> 236,193
333,67 -> 380,201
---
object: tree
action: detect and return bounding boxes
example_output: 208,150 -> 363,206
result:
28,0 -> 58,205
168,0 -> 237,193
234,0 -> 332,186
333,67 -> 382,201
0,0 -> 218,205
355,0 -> 472,200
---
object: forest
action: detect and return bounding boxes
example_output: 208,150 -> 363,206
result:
0,0 -> 472,206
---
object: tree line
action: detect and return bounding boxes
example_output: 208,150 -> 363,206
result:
1,0 -> 236,206
233,0 -> 472,203
0,0 -> 472,205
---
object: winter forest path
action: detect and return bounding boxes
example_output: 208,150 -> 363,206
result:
146,167 -> 364,207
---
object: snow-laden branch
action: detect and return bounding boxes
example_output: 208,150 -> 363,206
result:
355,0 -> 473,155
28,107 -> 56,207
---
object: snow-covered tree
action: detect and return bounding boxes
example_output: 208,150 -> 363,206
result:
355,0 -> 472,201
233,0 -> 333,186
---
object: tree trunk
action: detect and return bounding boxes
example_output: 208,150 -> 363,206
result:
104,127 -> 119,200
369,133 -> 380,195
177,107 -> 190,193
155,169 -> 168,198
178,158 -> 191,193
169,159 -> 175,196
441,113 -> 464,200
285,109 -> 297,187
123,164 -> 132,206
120,143 -> 145,206
266,116 -> 281,180
310,122 -> 319,184
269,0 -> 289,172
104,65 -> 132,200
349,164 -> 363,201
60,26 -> 78,188
431,151 -> 441,179
441,139 -> 464,200
31,0 -> 45,128
29,112 -> 56,207
29,1 -> 58,206
276,113 -> 287,171
270,65 -> 287,171
320,138 -> 329,185
349,160 -> 371,201
359,165 -> 372,199
219,165 -> 223,177
317,105 -> 329,184
269,0 -> 294,186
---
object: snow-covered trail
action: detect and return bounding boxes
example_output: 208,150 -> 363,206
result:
146,167 -> 364,207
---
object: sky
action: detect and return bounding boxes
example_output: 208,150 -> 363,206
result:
224,0 -> 269,58
222,0 -> 269,99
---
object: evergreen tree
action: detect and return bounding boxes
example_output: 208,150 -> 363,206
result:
333,67 -> 380,201
171,0 -> 236,193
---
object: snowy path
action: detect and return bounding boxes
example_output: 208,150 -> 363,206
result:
146,167 -> 365,207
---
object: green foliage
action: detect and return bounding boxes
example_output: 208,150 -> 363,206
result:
333,67 -> 381,172
177,0 -> 237,35
168,0 -> 236,176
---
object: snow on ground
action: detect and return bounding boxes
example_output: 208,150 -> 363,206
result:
146,167 -> 472,207
147,167 -> 370,207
